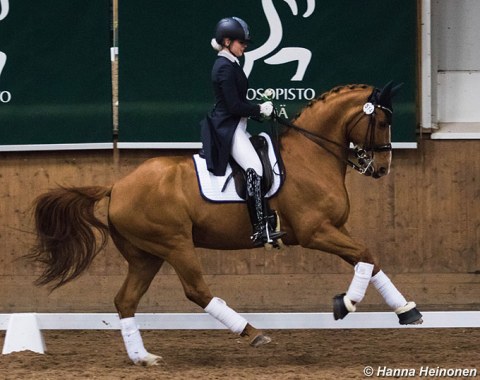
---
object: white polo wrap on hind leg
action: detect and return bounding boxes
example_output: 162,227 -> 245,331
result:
204,297 -> 248,334
370,270 -> 408,311
120,317 -> 149,363
346,262 -> 374,304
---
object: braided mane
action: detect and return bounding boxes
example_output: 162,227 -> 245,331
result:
292,84 -> 370,122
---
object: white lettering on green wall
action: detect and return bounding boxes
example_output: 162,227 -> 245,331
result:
0,0 -> 9,21
0,52 -> 11,103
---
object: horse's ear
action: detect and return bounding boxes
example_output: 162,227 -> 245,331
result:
377,81 -> 405,109
378,81 -> 394,104
382,81 -> 394,91
391,82 -> 404,98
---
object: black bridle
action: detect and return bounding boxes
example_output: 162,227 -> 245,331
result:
272,89 -> 393,176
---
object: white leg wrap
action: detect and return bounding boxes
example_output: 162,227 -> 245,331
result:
370,270 -> 408,311
204,297 -> 248,335
345,262 -> 374,304
120,317 -> 149,363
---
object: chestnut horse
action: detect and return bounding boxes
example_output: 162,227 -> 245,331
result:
27,83 -> 422,366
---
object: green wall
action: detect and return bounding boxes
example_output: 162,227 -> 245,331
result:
0,1 -> 112,148
119,0 -> 417,145
0,1 -> 417,150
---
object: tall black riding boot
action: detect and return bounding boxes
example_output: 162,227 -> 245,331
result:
246,168 -> 285,247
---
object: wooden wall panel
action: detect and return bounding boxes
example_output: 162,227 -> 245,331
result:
0,140 -> 479,313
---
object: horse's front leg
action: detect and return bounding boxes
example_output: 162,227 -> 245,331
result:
299,225 -> 423,325
369,269 -> 423,324
166,245 -> 272,347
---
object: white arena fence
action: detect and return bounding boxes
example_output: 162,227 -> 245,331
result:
1,311 -> 480,330
1,312 -> 479,355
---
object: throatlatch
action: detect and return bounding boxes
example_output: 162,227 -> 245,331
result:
245,168 -> 285,247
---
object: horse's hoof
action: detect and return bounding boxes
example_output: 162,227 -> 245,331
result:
398,308 -> 423,325
134,353 -> 163,366
333,293 -> 349,320
249,334 -> 272,348
333,293 -> 356,320
396,301 -> 423,325
409,317 -> 424,325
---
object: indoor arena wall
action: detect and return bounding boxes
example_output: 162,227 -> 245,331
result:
0,139 -> 478,313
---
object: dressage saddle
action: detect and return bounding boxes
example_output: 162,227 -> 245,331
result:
225,134 -> 283,199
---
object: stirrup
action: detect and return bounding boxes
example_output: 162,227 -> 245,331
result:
251,222 -> 285,247
265,225 -> 286,243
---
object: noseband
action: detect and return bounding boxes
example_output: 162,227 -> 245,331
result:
272,89 -> 393,176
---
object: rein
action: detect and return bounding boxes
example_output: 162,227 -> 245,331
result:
271,96 -> 393,176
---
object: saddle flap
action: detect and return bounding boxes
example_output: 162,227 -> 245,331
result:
228,134 -> 279,199
193,132 -> 285,203
250,135 -> 274,193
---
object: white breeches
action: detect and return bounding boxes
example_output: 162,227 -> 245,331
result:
230,118 -> 263,176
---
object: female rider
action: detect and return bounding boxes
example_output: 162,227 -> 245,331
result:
200,17 -> 285,247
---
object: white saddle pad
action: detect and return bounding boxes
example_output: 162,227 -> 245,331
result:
193,133 -> 283,203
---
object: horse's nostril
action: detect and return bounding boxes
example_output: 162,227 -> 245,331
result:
373,167 -> 387,179
377,167 -> 388,177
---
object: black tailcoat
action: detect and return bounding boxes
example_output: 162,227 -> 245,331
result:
200,55 -> 261,176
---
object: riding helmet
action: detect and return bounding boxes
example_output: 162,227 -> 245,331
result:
214,17 -> 252,44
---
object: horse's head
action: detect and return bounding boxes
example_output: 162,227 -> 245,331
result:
347,81 -> 402,179
278,82 -> 402,179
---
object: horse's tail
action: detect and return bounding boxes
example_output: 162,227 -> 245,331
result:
26,185 -> 112,290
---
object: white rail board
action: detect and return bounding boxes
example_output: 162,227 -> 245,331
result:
1,312 -> 479,331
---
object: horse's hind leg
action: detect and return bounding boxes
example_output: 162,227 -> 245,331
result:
110,224 -> 164,366
166,245 -> 271,347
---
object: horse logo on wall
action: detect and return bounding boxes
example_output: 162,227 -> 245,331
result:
243,0 -> 315,81
0,0 -> 9,96
0,0 -> 9,21
0,52 -> 6,78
